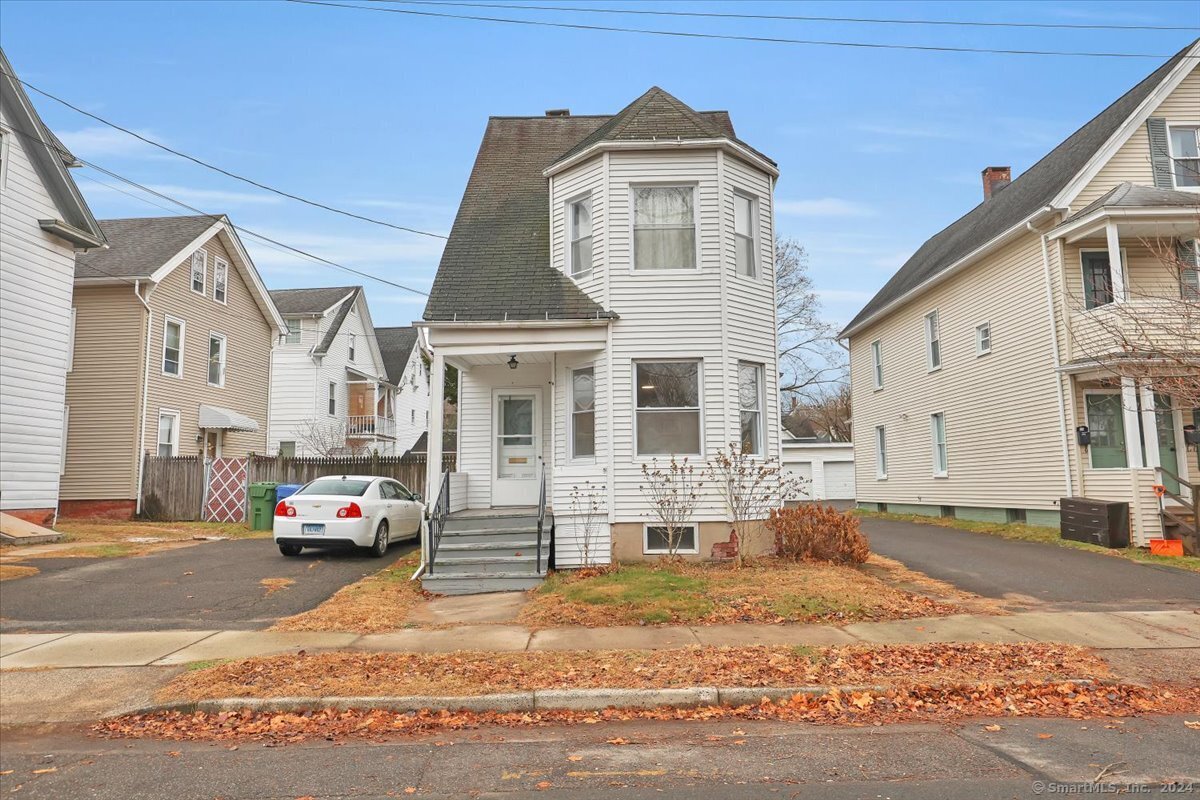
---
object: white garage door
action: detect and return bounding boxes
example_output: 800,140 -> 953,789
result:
784,462 -> 813,495
823,461 -> 856,500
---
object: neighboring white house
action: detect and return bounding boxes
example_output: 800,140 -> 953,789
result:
267,286 -> 402,457
374,325 -> 430,454
0,48 -> 106,526
782,441 -> 856,502
420,87 -> 782,581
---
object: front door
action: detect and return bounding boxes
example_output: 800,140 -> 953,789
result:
1155,393 -> 1182,495
204,430 -> 222,460
492,391 -> 539,506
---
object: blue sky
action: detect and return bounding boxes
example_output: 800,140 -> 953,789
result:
2,0 -> 1196,328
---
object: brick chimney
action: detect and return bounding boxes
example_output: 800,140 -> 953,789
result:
545,108 -> 571,117
982,166 -> 1011,200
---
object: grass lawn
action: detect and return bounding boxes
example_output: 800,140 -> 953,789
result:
2,519 -> 266,562
270,551 -> 425,633
855,510 -> 1200,573
518,556 -> 973,628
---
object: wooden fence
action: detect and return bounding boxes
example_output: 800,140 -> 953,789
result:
139,452 -> 457,522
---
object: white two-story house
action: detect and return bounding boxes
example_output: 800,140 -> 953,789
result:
419,87 -> 782,592
374,325 -> 430,455
268,286 -> 401,457
842,40 -> 1199,551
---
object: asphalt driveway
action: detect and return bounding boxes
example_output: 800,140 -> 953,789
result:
861,516 -> 1200,610
0,538 -> 417,633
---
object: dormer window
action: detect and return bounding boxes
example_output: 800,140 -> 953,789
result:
734,193 -> 757,277
633,186 -> 696,270
568,196 -> 593,276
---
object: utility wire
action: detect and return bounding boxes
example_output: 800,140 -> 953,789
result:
372,0 -> 1200,33
0,67 -> 448,241
287,0 -> 1195,59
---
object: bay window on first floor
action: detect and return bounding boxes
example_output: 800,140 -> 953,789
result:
634,359 -> 701,455
571,366 -> 595,459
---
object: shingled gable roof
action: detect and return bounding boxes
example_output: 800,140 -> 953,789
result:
268,286 -> 358,316
75,215 -> 219,280
374,326 -> 420,385
840,40 -> 1198,338
423,89 -> 748,322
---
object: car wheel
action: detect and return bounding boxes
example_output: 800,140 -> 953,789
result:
279,543 -> 303,557
369,519 -> 389,558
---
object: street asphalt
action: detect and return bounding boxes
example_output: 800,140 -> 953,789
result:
0,538 -> 417,633
860,516 -> 1200,610
1,714 -> 1196,799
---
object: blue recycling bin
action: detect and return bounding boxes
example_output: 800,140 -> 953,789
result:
275,483 -> 303,503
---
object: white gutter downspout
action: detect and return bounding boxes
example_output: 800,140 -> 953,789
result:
1034,224 -> 1073,498
133,280 -> 154,515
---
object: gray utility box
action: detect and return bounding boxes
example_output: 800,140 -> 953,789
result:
1059,497 -> 1130,548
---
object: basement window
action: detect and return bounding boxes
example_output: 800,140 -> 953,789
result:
644,523 -> 698,555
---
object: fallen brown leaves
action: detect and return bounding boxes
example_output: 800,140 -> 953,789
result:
97,681 -> 1200,745
0,564 -> 40,581
160,643 -> 1108,702
270,552 -> 425,633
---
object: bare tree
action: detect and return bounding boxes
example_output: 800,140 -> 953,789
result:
567,480 -> 608,568
638,457 -> 703,557
1066,229 -> 1200,408
786,384 -> 853,442
707,443 -> 805,567
776,237 -> 846,399
295,417 -> 369,457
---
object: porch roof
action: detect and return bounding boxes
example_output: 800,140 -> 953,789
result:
1049,182 -> 1200,242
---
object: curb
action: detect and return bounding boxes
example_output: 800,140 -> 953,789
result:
120,679 -> 1098,718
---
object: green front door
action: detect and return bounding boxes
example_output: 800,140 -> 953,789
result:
1155,394 -> 1181,495
1085,394 -> 1128,469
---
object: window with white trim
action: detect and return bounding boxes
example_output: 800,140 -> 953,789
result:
157,410 -> 180,458
348,333 -> 356,362
871,340 -> 883,389
738,362 -> 763,456
162,317 -> 184,377
279,441 -> 296,458
571,366 -> 595,459
733,193 -> 757,277
633,186 -> 696,270
207,333 -> 226,387
568,195 -> 593,276
644,523 -> 698,555
190,250 -> 206,295
328,382 -> 337,416
284,317 -> 302,345
1168,125 -> 1200,189
1082,251 -> 1116,309
924,310 -> 941,371
875,426 -> 887,479
635,360 -> 701,455
212,259 -> 228,304
975,322 -> 992,355
930,412 -> 948,476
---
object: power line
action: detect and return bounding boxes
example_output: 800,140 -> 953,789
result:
372,0 -> 1200,33
287,0 -> 1195,59
0,67 -> 448,241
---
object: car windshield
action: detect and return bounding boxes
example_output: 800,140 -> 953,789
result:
296,479 -> 371,497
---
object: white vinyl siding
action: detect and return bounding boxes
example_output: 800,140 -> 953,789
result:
632,186 -> 697,270
207,332 -> 227,387
212,258 -> 228,304
190,250 -> 206,295
733,192 -> 756,277
635,360 -> 702,455
875,426 -> 887,479
567,195 -> 593,277
738,361 -> 763,456
157,410 -> 180,457
975,322 -> 992,355
871,340 -> 883,389
571,366 -> 595,459
162,316 -> 184,377
930,412 -> 948,476
924,310 -> 941,371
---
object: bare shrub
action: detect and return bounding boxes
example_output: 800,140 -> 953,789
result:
768,505 -> 869,565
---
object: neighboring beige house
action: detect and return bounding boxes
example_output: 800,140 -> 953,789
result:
842,40 -> 1200,547
0,48 -> 106,526
61,215 -> 286,518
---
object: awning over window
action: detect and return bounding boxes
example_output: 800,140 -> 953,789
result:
198,404 -> 260,432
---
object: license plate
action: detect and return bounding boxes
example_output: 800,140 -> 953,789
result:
302,523 -> 325,535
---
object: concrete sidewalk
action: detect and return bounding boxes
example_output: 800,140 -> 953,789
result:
3,609 -> 1199,669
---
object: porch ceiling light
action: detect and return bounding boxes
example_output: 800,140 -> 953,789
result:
508,355 -> 519,370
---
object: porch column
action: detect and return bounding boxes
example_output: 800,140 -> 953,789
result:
1105,222 -> 1128,303
1138,381 -> 1161,471
1121,376 -> 1144,468
426,350 -> 445,501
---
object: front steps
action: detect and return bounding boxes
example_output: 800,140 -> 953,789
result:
421,511 -> 551,595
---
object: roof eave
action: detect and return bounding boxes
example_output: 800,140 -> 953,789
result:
417,317 -> 615,329
38,219 -> 107,250
543,138 -> 779,178
1049,205 -> 1200,242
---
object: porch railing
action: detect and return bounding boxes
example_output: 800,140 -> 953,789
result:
347,414 -> 396,438
425,469 -> 450,574
536,462 -> 547,574
1156,465 -> 1198,556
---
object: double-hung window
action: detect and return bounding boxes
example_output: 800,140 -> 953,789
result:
633,186 -> 696,270
1082,251 -> 1116,309
571,367 -> 595,458
190,251 -> 207,295
930,412 -> 948,476
1168,125 -> 1200,189
924,310 -> 941,371
284,318 -> 302,345
163,317 -> 184,377
875,426 -> 888,479
157,410 -> 180,458
733,193 -> 757,277
348,333 -> 356,362
568,195 -> 593,276
975,322 -> 992,355
871,340 -> 883,389
212,259 -> 228,304
738,362 -> 763,456
207,333 -> 227,387
328,382 -> 337,416
635,360 -> 701,455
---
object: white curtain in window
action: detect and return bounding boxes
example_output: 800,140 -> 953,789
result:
634,187 -> 696,269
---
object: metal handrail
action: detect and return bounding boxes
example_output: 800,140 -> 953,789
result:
536,463 -> 547,574
426,469 -> 450,575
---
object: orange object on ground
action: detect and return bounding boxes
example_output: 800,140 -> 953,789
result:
1149,539 -> 1184,557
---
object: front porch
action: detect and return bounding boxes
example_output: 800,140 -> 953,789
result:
346,370 -> 398,453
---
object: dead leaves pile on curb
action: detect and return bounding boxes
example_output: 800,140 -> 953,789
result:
159,643 -> 1109,702
97,681 -> 1200,745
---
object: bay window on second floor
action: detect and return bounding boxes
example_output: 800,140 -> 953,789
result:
633,186 -> 696,270
568,195 -> 593,277
734,193 -> 757,277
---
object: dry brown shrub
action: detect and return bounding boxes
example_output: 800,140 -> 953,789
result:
769,505 -> 869,565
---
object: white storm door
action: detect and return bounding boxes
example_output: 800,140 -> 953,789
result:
492,391 -> 540,506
